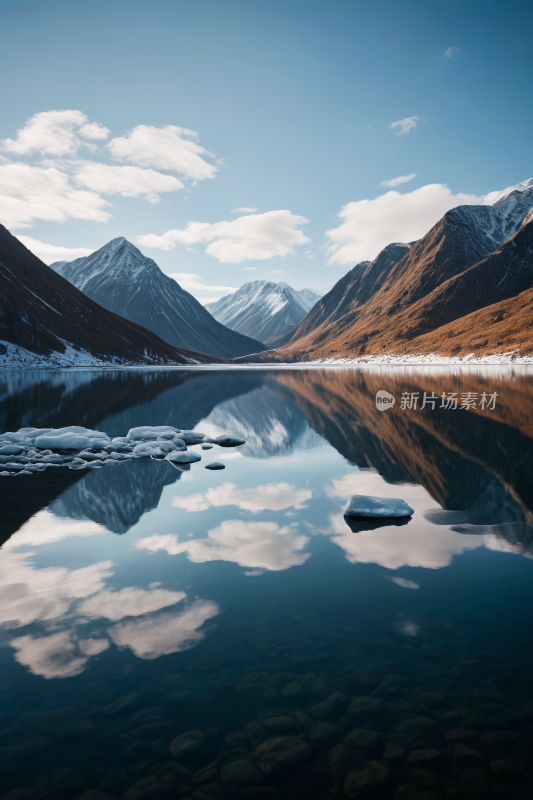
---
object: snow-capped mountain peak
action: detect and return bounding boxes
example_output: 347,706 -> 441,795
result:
205,280 -> 322,346
49,239 -> 267,358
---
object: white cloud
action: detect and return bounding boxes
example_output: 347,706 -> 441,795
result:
171,481 -> 312,513
325,183 -> 482,265
76,163 -> 184,202
107,125 -> 216,181
231,207 -> 258,213
139,210 -> 310,263
169,272 -> 237,294
444,46 -> 459,58
17,236 -> 94,265
388,116 -> 420,136
1,110 -> 109,156
79,586 -> 187,621
0,162 -> 111,229
136,520 -> 310,571
107,600 -> 219,659
379,173 -> 417,188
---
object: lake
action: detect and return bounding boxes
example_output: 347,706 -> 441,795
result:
1,366 -> 533,800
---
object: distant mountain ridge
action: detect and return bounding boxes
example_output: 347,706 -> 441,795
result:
0,225 -> 214,368
50,239 -> 267,359
235,178 -> 533,362
205,280 -> 321,346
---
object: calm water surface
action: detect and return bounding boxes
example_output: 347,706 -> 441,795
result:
1,366 -> 533,800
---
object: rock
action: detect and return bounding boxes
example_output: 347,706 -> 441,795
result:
347,696 -> 383,717
120,776 -> 177,799
307,700 -> 336,720
245,721 -> 265,738
417,692 -> 450,709
445,729 -> 478,743
262,716 -> 298,734
393,787 -> 441,800
205,462 -> 225,470
192,768 -> 218,786
252,736 -> 310,776
192,784 -> 225,800
166,451 -> 201,464
307,721 -> 344,746
395,717 -> 436,730
343,729 -> 384,757
89,692 -> 139,717
452,744 -> 488,768
169,730 -> 204,760
343,760 -> 390,798
328,730 -> 383,781
382,743 -> 405,768
290,711 -> 313,732
371,673 -> 407,699
480,730 -> 516,746
214,435 -> 246,447
202,444 -> 213,450
458,768 -> 489,793
405,750 -> 447,769
281,680 -> 304,699
410,768 -> 440,790
490,758 -> 523,781
220,760 -> 261,788
343,495 -> 414,518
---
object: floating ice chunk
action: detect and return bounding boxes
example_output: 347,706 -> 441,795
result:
128,426 -> 179,441
35,433 -> 91,451
205,462 -> 225,470
214,435 -> 246,447
86,437 -> 111,449
132,443 -> 161,458
0,444 -> 25,455
166,451 -> 201,464
343,495 -> 414,519
155,441 -> 180,454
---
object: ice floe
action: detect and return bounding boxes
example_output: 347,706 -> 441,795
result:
344,495 -> 414,519
0,425 -> 246,476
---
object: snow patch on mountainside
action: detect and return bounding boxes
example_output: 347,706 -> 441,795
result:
0,339 -> 198,369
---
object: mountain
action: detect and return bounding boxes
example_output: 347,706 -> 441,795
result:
237,178 -> 533,362
50,238 -> 267,359
204,280 -> 321,346
274,242 -> 411,348
0,225 -> 215,368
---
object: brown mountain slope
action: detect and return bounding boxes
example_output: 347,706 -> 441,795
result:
0,225 -> 221,365
237,206 -> 533,362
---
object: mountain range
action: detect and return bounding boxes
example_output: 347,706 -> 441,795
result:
237,178 -> 533,362
50,239 -> 266,359
0,224 -> 216,368
205,280 -> 321,346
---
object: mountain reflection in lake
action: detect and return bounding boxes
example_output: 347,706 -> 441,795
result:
1,366 -> 533,799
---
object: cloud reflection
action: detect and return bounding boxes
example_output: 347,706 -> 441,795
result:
172,481 -> 312,513
136,520 -> 310,571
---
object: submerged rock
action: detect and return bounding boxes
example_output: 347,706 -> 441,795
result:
252,736 -> 310,775
344,495 -> 414,518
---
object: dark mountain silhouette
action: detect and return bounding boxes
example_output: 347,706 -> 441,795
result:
51,238 -> 267,358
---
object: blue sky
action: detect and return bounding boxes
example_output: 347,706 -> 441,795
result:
1,0 -> 531,302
